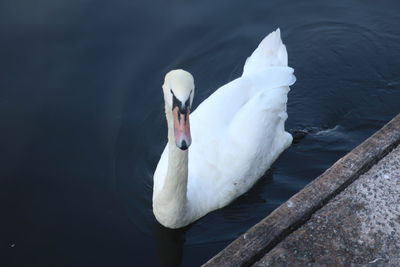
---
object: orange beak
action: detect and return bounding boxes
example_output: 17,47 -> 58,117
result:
172,106 -> 191,150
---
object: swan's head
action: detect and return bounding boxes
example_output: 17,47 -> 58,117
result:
163,69 -> 195,150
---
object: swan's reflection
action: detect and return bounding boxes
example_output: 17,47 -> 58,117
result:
153,222 -> 191,267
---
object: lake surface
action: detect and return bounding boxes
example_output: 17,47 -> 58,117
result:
1,0 -> 400,266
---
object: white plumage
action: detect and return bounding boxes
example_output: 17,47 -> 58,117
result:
153,29 -> 296,228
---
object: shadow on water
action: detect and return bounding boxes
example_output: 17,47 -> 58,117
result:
153,223 -> 189,267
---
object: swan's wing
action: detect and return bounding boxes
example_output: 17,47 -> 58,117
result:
220,84 -> 293,182
190,77 -> 251,134
216,28 -> 294,182
186,65 -> 295,210
219,28 -> 295,184
185,78 -> 252,197
189,66 -> 295,147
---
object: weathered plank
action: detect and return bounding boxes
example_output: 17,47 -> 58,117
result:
203,113 -> 400,267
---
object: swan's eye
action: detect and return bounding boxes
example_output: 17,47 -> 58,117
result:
171,91 -> 180,109
185,98 -> 190,109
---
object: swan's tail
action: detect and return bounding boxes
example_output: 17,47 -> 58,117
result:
242,28 -> 288,76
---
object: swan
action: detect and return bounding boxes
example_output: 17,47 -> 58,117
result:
153,29 -> 296,229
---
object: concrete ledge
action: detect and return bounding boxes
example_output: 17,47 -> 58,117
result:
203,113 -> 400,267
254,143 -> 400,265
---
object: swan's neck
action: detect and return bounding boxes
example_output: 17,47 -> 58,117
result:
153,107 -> 189,228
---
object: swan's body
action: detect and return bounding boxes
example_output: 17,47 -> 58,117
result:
153,29 -> 296,228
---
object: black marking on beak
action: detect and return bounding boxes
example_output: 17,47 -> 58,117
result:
180,140 -> 188,150
171,90 -> 191,119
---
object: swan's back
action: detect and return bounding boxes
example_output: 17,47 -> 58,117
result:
154,29 -> 295,220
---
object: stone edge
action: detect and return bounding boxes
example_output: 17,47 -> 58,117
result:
203,113 -> 400,267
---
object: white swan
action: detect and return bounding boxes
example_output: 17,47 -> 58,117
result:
153,29 -> 296,229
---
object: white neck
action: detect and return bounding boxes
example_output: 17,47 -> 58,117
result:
153,106 -> 189,228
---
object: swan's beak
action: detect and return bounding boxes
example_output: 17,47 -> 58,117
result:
172,106 -> 191,150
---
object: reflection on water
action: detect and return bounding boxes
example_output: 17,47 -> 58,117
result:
154,223 -> 188,267
1,0 -> 400,266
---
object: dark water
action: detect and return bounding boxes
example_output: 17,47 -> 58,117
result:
1,0 -> 400,266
